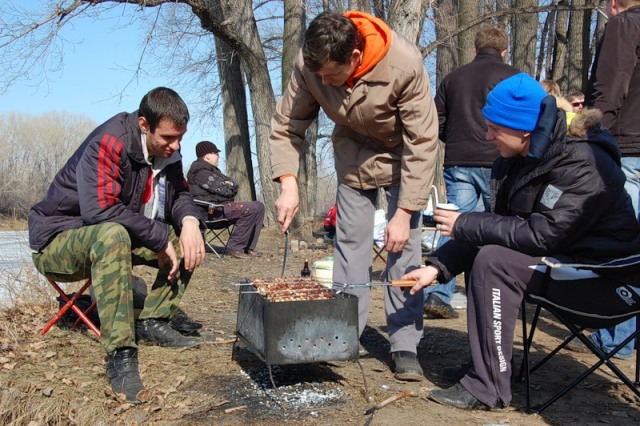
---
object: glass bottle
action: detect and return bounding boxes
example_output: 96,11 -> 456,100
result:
301,260 -> 311,277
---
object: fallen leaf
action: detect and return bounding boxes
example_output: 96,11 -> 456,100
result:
3,363 -> 16,370
44,372 -> 55,381
44,351 -> 56,359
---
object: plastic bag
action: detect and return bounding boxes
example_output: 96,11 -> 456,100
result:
373,209 -> 387,248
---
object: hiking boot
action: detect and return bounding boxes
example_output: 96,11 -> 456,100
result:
441,361 -> 472,382
135,319 -> 201,348
429,382 -> 490,410
105,347 -> 144,403
391,351 -> 423,382
424,294 -> 459,319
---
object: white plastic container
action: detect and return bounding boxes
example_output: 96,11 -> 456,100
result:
312,256 -> 334,288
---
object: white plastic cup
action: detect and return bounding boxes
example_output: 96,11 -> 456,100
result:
436,203 -> 460,211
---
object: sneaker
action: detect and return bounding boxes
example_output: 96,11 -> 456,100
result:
424,294 -> 459,319
135,319 -> 201,348
245,249 -> 263,257
105,347 -> 144,403
391,351 -> 423,382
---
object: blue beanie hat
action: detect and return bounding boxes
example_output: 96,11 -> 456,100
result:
482,73 -> 547,132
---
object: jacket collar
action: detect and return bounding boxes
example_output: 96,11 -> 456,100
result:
473,48 -> 505,63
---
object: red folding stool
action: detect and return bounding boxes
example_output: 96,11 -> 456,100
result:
41,278 -> 101,338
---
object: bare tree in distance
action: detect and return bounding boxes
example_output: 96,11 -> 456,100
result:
0,111 -> 97,217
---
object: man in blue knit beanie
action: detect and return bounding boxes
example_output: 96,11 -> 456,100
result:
400,72 -> 640,410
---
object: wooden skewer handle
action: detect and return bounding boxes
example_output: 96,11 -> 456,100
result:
389,279 -> 438,287
390,279 -> 418,287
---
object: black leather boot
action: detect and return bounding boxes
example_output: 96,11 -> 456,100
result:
105,347 -> 144,403
429,383 -> 490,410
135,318 -> 201,348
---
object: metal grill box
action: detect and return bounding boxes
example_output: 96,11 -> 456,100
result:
236,284 -> 359,365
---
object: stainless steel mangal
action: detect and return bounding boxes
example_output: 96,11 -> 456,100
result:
235,284 -> 359,365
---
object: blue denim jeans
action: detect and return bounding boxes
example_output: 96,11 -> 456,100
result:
424,166 -> 492,303
590,156 -> 640,359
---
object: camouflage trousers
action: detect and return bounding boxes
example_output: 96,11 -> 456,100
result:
32,223 -> 193,355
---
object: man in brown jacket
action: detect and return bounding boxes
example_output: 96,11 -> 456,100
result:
269,11 -> 439,381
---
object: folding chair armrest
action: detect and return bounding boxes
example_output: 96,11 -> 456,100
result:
193,199 -> 226,220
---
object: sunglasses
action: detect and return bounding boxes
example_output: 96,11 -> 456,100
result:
571,101 -> 584,107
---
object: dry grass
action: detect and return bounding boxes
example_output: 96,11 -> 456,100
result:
0,216 -> 27,231
1,227 -> 639,425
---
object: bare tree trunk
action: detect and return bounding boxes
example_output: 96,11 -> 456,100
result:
551,0 -> 569,85
566,0 -> 586,92
458,0 -> 480,66
191,0 -> 279,222
579,0 -> 596,91
536,10 -> 553,80
496,0 -> 511,30
282,0 -> 315,235
544,7 -> 558,78
388,0 -> 425,44
349,0 -> 370,12
214,38 -> 255,201
434,0 -> 458,86
512,0 -> 539,75
372,0 -> 386,19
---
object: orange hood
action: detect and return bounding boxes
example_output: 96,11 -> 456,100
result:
344,11 -> 392,87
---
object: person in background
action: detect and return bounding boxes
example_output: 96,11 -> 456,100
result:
323,203 -> 337,241
567,91 -> 585,112
28,87 -> 206,403
424,26 -> 519,320
579,0 -> 640,360
187,141 -> 265,259
403,73 -> 640,410
541,79 -> 576,126
269,11 -> 439,381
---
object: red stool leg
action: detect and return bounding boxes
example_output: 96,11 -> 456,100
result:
41,279 -> 100,338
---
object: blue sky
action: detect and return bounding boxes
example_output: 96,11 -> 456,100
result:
0,1 -> 220,169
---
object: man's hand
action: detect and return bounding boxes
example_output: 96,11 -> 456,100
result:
158,240 -> 180,281
402,265 -> 440,295
433,208 -> 461,237
275,176 -> 299,232
179,218 -> 205,272
384,208 -> 412,253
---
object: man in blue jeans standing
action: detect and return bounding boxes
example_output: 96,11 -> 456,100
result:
584,0 -> 640,359
424,26 -> 519,319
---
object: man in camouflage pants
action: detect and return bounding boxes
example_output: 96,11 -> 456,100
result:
28,87 -> 206,403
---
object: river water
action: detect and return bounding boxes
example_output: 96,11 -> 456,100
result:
0,230 -> 42,306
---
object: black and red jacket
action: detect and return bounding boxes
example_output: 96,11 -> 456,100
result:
28,112 -> 203,252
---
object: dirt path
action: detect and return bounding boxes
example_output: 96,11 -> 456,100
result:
1,227 -> 639,425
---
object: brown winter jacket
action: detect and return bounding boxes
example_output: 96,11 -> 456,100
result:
269,26 -> 439,212
586,5 -> 640,155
